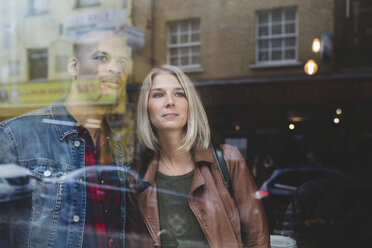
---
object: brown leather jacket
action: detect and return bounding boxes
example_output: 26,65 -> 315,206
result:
126,145 -> 270,248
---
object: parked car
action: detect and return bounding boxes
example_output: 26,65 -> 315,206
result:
0,164 -> 32,203
256,167 -> 350,235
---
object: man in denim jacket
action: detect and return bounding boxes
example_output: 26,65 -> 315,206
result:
0,31 -> 130,248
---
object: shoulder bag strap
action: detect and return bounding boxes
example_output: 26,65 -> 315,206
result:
211,144 -> 234,197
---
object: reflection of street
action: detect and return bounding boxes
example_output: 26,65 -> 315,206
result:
256,166 -> 372,247
0,164 -> 32,203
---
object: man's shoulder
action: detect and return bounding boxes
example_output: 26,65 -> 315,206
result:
0,105 -> 51,129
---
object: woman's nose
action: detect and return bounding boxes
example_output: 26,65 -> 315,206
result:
165,94 -> 175,107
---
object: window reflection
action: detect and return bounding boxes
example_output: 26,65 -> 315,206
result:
0,0 -> 371,247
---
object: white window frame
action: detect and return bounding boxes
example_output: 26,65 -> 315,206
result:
166,19 -> 203,72
76,0 -> 100,8
28,0 -> 49,15
254,7 -> 299,67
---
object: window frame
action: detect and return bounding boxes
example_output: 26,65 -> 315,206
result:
166,19 -> 203,72
28,48 -> 48,81
255,7 -> 299,67
27,0 -> 49,16
75,0 -> 100,9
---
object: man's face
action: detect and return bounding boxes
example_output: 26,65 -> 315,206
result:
74,35 -> 128,103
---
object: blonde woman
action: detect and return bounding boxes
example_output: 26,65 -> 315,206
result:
126,65 -> 269,248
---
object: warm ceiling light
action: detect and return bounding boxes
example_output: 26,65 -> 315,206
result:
312,38 -> 321,53
304,59 -> 318,75
289,123 -> 295,130
336,108 -> 342,115
334,117 -> 340,124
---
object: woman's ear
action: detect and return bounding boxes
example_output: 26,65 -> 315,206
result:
68,57 -> 80,77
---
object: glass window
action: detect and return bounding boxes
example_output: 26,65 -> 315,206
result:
76,0 -> 100,8
28,48 -> 48,80
167,19 -> 201,71
28,0 -> 49,15
256,8 -> 297,64
0,1 -> 371,248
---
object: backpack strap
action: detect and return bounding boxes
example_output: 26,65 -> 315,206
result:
211,144 -> 233,197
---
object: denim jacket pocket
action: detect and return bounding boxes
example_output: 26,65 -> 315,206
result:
21,159 -> 67,213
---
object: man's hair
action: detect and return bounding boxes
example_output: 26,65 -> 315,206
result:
136,64 -> 210,152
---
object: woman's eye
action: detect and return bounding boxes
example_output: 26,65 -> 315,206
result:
152,92 -> 163,98
175,92 -> 185,97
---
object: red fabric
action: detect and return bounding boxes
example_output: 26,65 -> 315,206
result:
77,126 -> 122,248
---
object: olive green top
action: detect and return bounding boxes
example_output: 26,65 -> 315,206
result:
156,170 -> 209,248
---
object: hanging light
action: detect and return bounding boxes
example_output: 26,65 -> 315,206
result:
334,117 -> 340,124
289,123 -> 295,130
304,59 -> 318,75
312,38 -> 321,53
235,124 -> 240,131
336,108 -> 342,115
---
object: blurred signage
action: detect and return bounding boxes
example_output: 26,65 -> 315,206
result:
0,80 -> 119,110
125,25 -> 145,49
64,8 -> 127,42
0,81 -> 71,108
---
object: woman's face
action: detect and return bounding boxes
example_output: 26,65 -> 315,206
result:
148,73 -> 188,133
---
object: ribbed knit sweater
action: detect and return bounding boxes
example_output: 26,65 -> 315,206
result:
156,170 -> 209,248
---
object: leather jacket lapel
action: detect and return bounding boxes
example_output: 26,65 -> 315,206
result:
137,156 -> 161,246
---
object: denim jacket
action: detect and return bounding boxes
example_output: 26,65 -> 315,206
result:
0,103 -> 129,248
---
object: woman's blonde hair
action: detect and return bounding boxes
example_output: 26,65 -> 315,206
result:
136,64 -> 210,152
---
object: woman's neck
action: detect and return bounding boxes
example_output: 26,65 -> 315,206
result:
157,130 -> 194,176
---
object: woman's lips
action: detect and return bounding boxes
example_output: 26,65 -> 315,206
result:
162,113 -> 178,118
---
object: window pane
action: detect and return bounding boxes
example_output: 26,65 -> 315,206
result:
33,0 -> 48,13
258,51 -> 269,61
169,25 -> 177,34
272,10 -> 282,22
272,50 -> 282,60
28,48 -> 48,80
170,34 -> 177,44
170,57 -> 178,65
272,24 -> 282,35
259,13 -> 269,24
192,55 -> 200,64
191,33 -> 200,42
180,22 -> 188,32
79,0 -> 99,7
180,47 -> 188,55
191,20 -> 200,31
285,49 -> 295,59
180,33 -> 188,43
192,46 -> 200,54
285,23 -> 295,34
285,38 -> 296,47
181,56 -> 188,65
259,26 -> 269,36
259,40 -> 269,49
170,48 -> 178,56
285,10 -> 296,21
272,39 -> 282,48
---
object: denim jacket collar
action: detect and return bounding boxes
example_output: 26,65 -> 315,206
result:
49,103 -> 78,141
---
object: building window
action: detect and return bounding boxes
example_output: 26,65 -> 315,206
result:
167,19 -> 201,71
28,49 -> 48,80
28,0 -> 49,15
76,0 -> 100,8
256,8 -> 297,65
